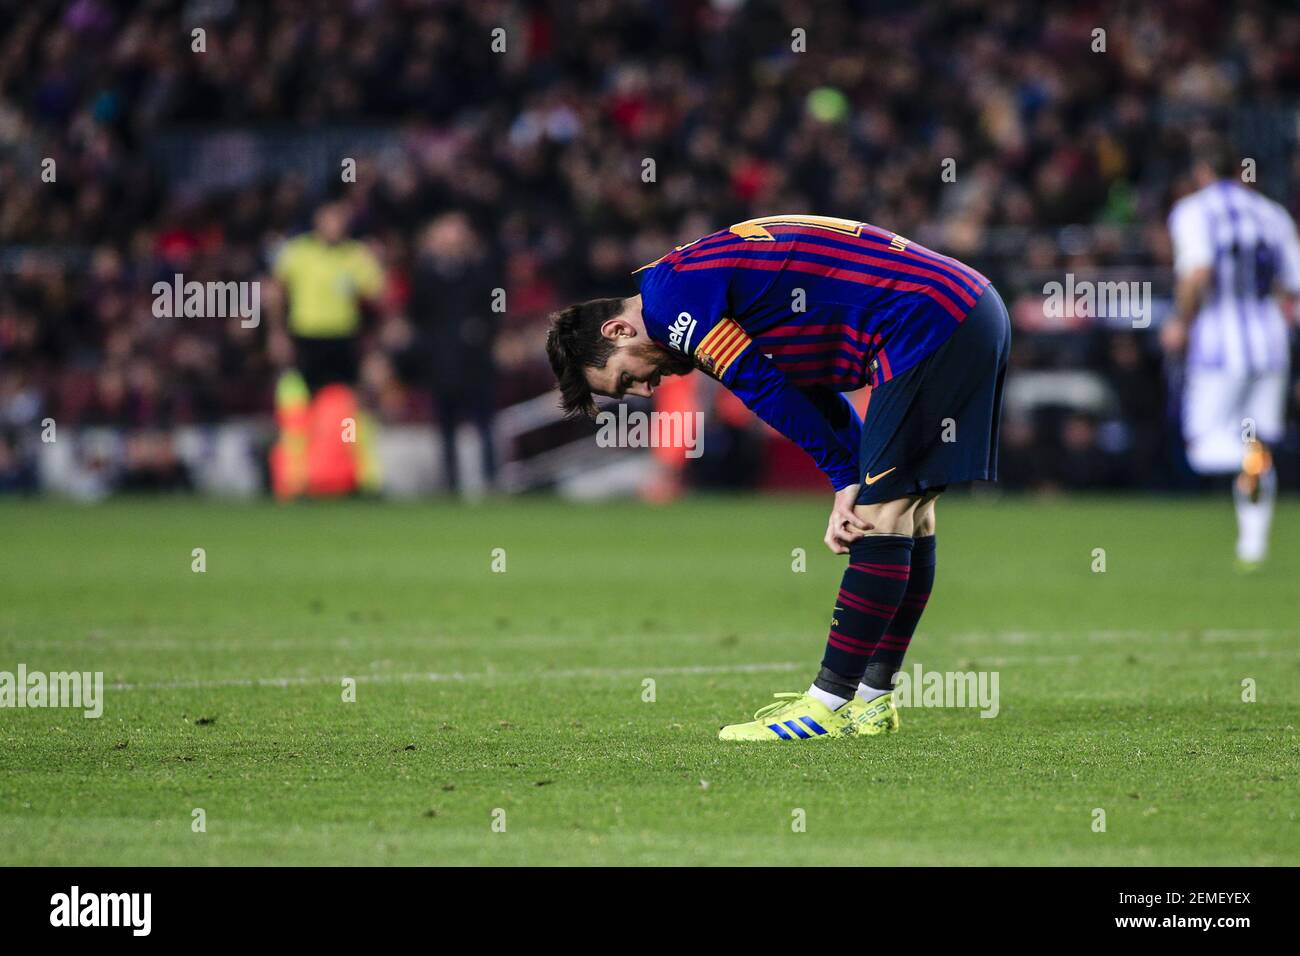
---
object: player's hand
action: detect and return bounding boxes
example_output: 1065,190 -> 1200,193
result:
825,483 -> 872,554
1159,320 -> 1187,355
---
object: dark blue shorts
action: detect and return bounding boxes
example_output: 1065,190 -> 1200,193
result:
856,285 -> 1011,505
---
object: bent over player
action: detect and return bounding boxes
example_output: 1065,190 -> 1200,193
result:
546,215 -> 1010,740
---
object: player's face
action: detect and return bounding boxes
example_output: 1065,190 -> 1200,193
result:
586,340 -> 692,400
315,205 -> 348,243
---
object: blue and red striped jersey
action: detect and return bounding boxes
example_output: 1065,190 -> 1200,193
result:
634,215 -> 990,490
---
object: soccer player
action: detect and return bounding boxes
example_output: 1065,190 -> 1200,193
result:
546,215 -> 1010,740
1163,142 -> 1300,569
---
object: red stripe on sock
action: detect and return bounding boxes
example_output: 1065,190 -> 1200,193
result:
828,634 -> 876,656
828,629 -> 876,651
837,589 -> 899,618
848,562 -> 911,581
875,635 -> 912,650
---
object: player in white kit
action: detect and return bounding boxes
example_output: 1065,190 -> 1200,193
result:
1163,142 -> 1300,568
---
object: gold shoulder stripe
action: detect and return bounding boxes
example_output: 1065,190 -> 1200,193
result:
696,320 -> 738,354
696,318 -> 750,377
712,329 -> 749,367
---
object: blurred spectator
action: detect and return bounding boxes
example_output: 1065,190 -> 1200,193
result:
408,212 -> 499,493
0,0 -> 1297,493
0,434 -> 37,493
1101,331 -> 1168,489
118,429 -> 191,493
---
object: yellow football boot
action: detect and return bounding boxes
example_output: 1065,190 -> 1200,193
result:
718,692 -> 852,741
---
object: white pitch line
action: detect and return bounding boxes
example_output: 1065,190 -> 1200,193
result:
107,660 -> 809,692
1,633 -> 590,653
943,629 -> 1296,645
103,647 -> 1300,693
9,627 -> 1296,654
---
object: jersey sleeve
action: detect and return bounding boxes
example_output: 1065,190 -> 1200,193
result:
798,385 -> 863,454
721,349 -> 862,489
350,243 -> 385,298
272,239 -> 300,282
1274,207 -> 1300,295
1168,200 -> 1213,276
638,263 -> 861,490
636,260 -> 729,361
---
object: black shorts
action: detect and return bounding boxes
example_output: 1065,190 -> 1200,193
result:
856,284 -> 1011,505
293,335 -> 359,393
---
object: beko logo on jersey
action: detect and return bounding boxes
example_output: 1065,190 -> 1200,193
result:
668,311 -> 697,353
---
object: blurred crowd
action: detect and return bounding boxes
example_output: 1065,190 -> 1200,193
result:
2,0 -> 1299,493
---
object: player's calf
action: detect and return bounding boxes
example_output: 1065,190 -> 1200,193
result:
808,532 -> 914,711
1236,439 -> 1273,503
1235,439 -> 1276,568
720,526 -> 916,742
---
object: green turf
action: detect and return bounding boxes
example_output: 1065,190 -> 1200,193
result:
0,494 -> 1297,865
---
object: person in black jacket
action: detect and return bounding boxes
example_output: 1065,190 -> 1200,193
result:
408,212 -> 499,494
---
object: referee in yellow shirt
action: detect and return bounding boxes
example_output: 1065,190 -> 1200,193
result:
269,202 -> 384,497
273,202 -> 384,389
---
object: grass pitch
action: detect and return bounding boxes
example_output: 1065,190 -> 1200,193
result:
0,494 -> 1297,866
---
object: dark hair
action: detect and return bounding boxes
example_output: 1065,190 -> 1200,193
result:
545,297 -> 626,418
1192,135 -> 1238,179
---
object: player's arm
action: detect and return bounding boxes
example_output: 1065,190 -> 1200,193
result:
351,243 -> 386,301
265,239 -> 299,367
716,345 -> 862,490
735,369 -> 874,554
688,317 -> 878,553
721,349 -> 877,551
638,262 -> 868,548
639,264 -> 861,488
1163,202 -> 1213,353
1274,207 -> 1300,326
1170,266 -> 1213,331
798,384 -> 863,453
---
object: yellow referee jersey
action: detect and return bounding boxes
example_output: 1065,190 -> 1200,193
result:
274,235 -> 384,338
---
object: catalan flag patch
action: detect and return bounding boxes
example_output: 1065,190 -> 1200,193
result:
694,318 -> 750,378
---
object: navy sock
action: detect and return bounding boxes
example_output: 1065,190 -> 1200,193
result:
863,535 -> 935,690
814,535 -> 913,697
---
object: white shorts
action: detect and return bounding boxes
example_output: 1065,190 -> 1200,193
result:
1182,367 -> 1288,474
